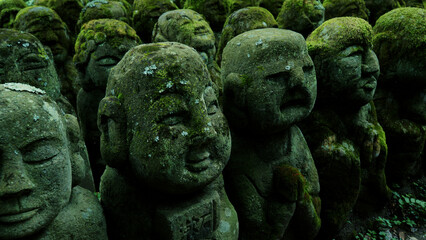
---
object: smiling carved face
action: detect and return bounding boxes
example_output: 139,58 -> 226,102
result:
0,85 -> 72,239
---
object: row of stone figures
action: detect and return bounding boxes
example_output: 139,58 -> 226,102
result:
0,0 -> 425,239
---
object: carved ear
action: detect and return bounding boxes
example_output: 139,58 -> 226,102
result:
223,72 -> 249,130
64,114 -> 95,191
97,96 -> 128,168
152,22 -> 168,43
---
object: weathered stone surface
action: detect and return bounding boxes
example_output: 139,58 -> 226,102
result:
322,0 -> 369,21
0,83 -> 106,239
302,17 -> 391,238
217,6 -> 277,66
74,18 -> 140,189
14,6 -> 80,107
0,0 -> 26,28
276,0 -> 324,38
373,7 -> 426,184
99,42 -> 238,239
77,0 -> 132,32
132,0 -> 178,43
222,28 -> 320,240
183,0 -> 231,32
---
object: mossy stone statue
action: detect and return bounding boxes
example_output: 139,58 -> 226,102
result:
183,0 -> 232,32
74,18 -> 141,189
302,17 -> 391,238
0,83 -> 106,240
0,0 -> 26,28
14,6 -> 80,107
322,0 -> 369,21
98,42 -> 238,239
222,28 -> 320,240
276,0 -> 325,38
373,7 -> 426,184
216,6 -> 277,66
132,0 -> 178,43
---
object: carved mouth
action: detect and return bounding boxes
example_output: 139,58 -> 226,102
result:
186,151 -> 211,173
361,79 -> 377,90
0,208 -> 39,223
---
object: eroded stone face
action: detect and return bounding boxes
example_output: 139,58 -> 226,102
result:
222,28 -> 317,134
153,9 -> 216,65
101,42 -> 231,194
14,6 -> 72,65
0,0 -> 26,28
276,0 -> 325,37
0,29 -> 61,100
0,84 -> 72,239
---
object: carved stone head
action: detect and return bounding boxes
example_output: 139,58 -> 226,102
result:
221,28 -> 317,134
74,18 -> 141,90
307,17 -> 379,108
373,7 -> 426,124
217,6 -> 277,66
276,0 -> 325,37
153,9 -> 216,66
0,29 -> 61,100
98,42 -> 231,194
0,83 -> 88,239
183,0 -> 231,32
0,0 -> 26,28
323,0 -> 369,21
14,6 -> 72,65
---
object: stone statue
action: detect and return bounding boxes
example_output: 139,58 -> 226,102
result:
221,28 -> 320,240
0,0 -> 26,28
301,17 -> 390,238
183,0 -> 231,33
0,28 -> 95,191
132,0 -> 178,43
153,9 -> 222,98
32,0 -> 83,36
322,0 -> 369,21
77,0 -> 132,32
216,6 -> 277,66
0,83 -> 107,240
276,0 -> 325,38
14,6 -> 80,108
98,42 -> 238,239
74,18 -> 141,189
373,7 -> 426,185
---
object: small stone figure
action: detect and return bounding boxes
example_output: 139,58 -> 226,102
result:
153,9 -> 222,96
14,6 -> 80,108
98,42 -> 238,240
77,0 -> 132,32
276,0 -> 325,38
0,28 -> 95,191
216,6 -> 277,66
301,17 -> 390,238
373,7 -> 426,184
32,0 -> 83,36
0,0 -> 26,28
322,0 -> 369,21
183,0 -> 231,33
74,18 -> 141,189
0,83 -> 107,240
132,0 -> 178,43
221,28 -> 320,240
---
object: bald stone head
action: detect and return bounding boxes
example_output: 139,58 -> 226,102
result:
222,28 -> 317,134
98,42 -> 231,194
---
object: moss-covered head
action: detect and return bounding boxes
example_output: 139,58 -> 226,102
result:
98,42 -> 231,194
77,0 -> 131,31
132,0 -> 178,43
373,7 -> 426,83
0,0 -> 26,28
183,0 -> 232,32
0,28 -> 61,100
276,0 -> 325,37
217,6 -> 277,65
14,6 -> 73,64
323,0 -> 369,21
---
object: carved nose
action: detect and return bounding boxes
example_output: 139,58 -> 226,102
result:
0,152 -> 35,198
